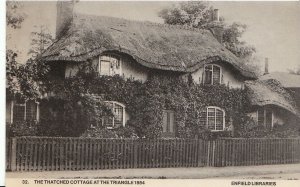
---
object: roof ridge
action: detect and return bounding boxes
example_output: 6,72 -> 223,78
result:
74,13 -> 210,34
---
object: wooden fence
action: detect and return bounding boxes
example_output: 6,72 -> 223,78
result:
6,137 -> 300,172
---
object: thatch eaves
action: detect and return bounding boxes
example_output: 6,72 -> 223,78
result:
245,79 -> 299,116
41,14 -> 256,78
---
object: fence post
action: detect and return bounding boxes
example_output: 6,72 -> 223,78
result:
212,140 -> 216,167
196,139 -> 201,167
133,140 -> 138,168
10,138 -> 17,171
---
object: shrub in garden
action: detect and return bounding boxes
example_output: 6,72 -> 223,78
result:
81,126 -> 118,138
7,120 -> 38,137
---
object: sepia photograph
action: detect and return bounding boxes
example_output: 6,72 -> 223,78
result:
4,0 -> 300,186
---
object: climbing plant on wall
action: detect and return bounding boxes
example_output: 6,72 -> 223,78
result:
35,68 -> 253,139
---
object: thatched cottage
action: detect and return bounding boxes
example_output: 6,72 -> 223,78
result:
6,1 -> 299,135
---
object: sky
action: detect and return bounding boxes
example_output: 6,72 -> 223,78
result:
6,1 -> 300,73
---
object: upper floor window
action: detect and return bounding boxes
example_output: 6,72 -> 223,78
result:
98,54 -> 122,76
102,101 -> 125,129
204,64 -> 222,85
162,110 -> 175,134
200,106 -> 225,131
12,100 -> 39,123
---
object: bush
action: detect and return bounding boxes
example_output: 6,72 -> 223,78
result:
7,120 -> 38,137
81,125 -> 138,138
81,126 -> 118,138
114,126 -> 138,138
198,129 -> 232,140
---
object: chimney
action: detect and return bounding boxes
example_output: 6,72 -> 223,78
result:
264,58 -> 269,75
212,9 -> 220,22
208,9 -> 223,43
56,0 -> 77,39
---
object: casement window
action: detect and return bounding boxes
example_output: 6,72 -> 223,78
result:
102,101 -> 125,129
162,110 -> 175,133
257,107 -> 273,129
12,100 -> 39,123
200,106 -> 225,131
98,55 -> 122,76
204,64 -> 222,85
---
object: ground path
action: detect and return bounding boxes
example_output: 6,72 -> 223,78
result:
6,163 -> 300,179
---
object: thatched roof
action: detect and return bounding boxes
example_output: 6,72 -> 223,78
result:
245,79 -> 299,116
41,14 -> 256,79
260,72 -> 300,88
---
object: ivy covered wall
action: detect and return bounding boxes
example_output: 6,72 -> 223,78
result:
34,69 -> 254,138
7,70 -> 300,138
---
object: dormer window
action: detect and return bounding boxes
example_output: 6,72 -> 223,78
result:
200,106 -> 225,131
98,54 -> 122,76
102,101 -> 125,129
204,64 -> 222,85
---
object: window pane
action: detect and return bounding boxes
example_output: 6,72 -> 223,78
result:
207,117 -> 215,130
162,111 -> 168,132
100,55 -> 110,61
204,68 -> 212,84
169,111 -> 174,133
163,110 -> 175,133
205,107 -> 225,131
207,108 -> 215,116
265,109 -> 272,129
257,108 -> 264,126
114,104 -> 123,127
26,101 -> 37,121
216,109 -> 224,130
100,55 -> 121,76
13,103 -> 25,122
213,66 -> 221,84
100,61 -> 110,75
205,65 -> 212,71
102,101 -> 125,128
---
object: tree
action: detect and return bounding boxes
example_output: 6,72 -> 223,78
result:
28,25 -> 54,59
6,1 -> 25,98
6,50 -> 20,96
6,2 -> 51,100
6,1 -> 26,29
159,2 -> 260,74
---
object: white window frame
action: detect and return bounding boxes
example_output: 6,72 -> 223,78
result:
98,54 -> 122,76
11,100 -> 40,123
206,106 -> 225,131
256,108 -> 273,129
204,64 -> 222,85
103,101 -> 126,129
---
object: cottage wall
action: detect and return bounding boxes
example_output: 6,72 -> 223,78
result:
191,62 -> 244,89
121,57 -> 149,82
65,55 -> 149,82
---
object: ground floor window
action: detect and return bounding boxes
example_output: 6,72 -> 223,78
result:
162,110 -> 175,133
11,100 -> 39,123
200,106 -> 225,131
257,107 -> 273,129
102,101 -> 125,129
